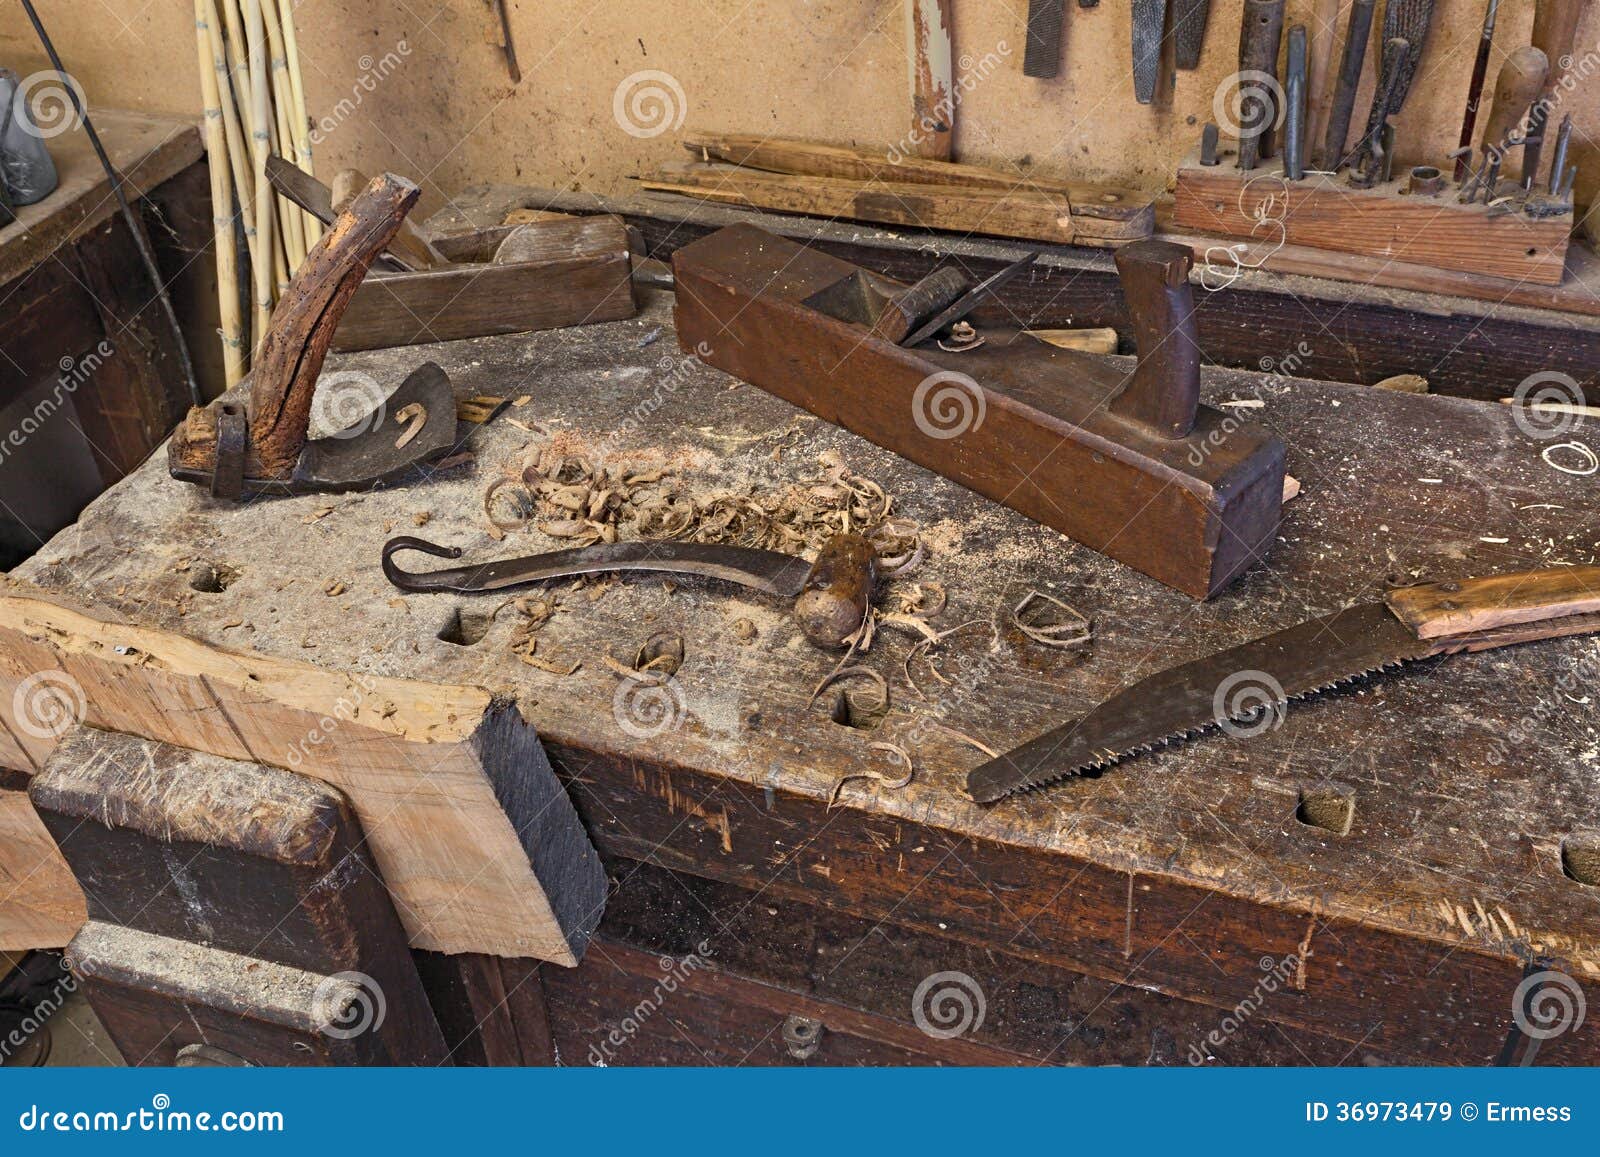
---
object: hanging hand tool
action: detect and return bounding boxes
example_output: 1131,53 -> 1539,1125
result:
967,563 -> 1600,801
1132,0 -> 1171,104
1023,0 -> 1067,77
168,174 -> 458,499
1304,0 -> 1339,160
1318,0 -> 1375,170
266,154 -> 443,272
1235,0 -> 1286,170
1347,37 -> 1409,187
1524,0 -> 1584,187
1282,24 -> 1309,179
383,534 -> 878,649
1454,0 -> 1502,180
1171,0 -> 1211,70
486,0 -> 520,83
1355,0 -> 1434,143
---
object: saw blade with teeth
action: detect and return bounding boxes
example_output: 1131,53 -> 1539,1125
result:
966,601 -> 1436,803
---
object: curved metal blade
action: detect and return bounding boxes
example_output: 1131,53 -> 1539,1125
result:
385,539 -> 811,597
967,602 -> 1433,803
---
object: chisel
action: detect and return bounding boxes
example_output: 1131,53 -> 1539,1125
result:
1283,24 -> 1308,179
1236,0 -> 1286,169
1172,0 -> 1211,70
1132,0 -> 1170,104
1348,36 -> 1408,187
1524,0 -> 1584,184
1318,0 -> 1374,170
1454,0 -> 1501,180
1023,0 -> 1067,78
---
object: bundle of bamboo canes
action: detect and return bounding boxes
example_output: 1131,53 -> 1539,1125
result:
193,0 -> 319,386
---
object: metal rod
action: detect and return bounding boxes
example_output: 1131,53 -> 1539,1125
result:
18,0 -> 203,408
1283,24 -> 1308,179
1454,0 -> 1501,180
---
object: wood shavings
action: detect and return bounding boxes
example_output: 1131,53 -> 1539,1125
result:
732,618 -> 757,643
1012,591 -> 1093,649
926,722 -> 999,759
828,742 -> 914,807
892,582 -> 947,619
412,511 -> 432,526
457,395 -> 511,424
807,665 -> 888,713
324,580 -> 346,597
902,618 -> 991,698
393,403 -> 426,449
484,478 -> 536,532
302,506 -> 335,524
1374,374 -> 1429,394
869,518 -> 924,577
1542,442 -> 1598,476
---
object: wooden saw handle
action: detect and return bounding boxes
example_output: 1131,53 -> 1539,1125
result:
1385,565 -> 1600,641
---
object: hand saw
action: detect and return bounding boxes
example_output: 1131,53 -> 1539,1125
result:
967,563 -> 1600,802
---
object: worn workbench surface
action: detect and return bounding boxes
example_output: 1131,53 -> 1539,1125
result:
11,288 -> 1600,1063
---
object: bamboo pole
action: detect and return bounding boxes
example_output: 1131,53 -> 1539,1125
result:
266,0 -> 320,246
257,0 -> 305,272
202,0 -> 258,276
194,0 -> 245,386
243,0 -> 274,345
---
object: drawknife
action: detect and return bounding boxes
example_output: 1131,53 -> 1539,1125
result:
968,564 -> 1600,803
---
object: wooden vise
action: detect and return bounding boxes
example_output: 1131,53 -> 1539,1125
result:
672,226 -> 1286,598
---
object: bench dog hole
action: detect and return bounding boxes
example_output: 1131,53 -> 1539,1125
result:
188,561 -> 240,593
827,688 -> 885,731
1296,786 -> 1355,836
1560,835 -> 1600,887
438,606 -> 493,646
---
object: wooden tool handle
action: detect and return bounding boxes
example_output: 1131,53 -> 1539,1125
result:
793,534 -> 877,648
249,173 -> 420,477
1525,0 -> 1585,175
1109,240 -> 1200,438
1385,565 -> 1600,640
1481,45 -> 1549,157
1236,0 -> 1287,169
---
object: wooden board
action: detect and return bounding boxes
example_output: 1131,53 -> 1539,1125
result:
6,291 -> 1599,1063
332,215 -> 637,352
643,162 -> 1079,246
0,595 -> 604,963
0,783 -> 85,951
0,110 -> 202,288
1174,155 -> 1572,286
431,186 -> 1600,404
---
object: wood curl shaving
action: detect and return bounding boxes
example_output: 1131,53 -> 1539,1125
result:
393,403 -> 426,448
1012,590 -> 1093,649
828,742 -> 914,808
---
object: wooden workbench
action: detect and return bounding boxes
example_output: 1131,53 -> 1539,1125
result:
3,283 -> 1598,1065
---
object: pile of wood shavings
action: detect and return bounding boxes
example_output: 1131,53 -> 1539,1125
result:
483,443 -> 917,555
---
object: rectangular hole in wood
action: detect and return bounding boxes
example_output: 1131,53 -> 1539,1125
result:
438,607 -> 492,646
1295,786 -> 1354,836
1561,835 -> 1600,887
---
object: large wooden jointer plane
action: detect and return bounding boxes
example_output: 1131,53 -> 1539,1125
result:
672,225 -> 1286,598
